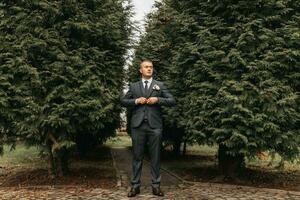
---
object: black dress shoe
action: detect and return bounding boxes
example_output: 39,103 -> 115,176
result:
127,187 -> 140,197
152,187 -> 164,196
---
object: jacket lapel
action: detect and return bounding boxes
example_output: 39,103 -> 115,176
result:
138,79 -> 156,98
146,79 -> 155,98
138,80 -> 145,97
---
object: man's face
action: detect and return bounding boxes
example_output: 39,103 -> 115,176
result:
140,61 -> 153,79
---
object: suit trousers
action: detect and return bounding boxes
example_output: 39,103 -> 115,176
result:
130,119 -> 162,188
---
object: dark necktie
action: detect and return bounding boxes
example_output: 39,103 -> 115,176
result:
144,80 -> 149,93
144,80 -> 149,120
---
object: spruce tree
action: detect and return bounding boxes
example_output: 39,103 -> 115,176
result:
0,0 -> 133,177
131,0 -> 300,175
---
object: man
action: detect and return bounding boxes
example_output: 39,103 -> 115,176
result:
120,60 -> 176,197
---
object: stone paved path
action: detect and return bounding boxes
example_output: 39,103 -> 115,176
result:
0,147 -> 299,199
0,182 -> 299,199
110,147 -> 182,188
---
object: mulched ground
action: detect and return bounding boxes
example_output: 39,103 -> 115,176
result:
0,146 -> 116,189
1,142 -> 299,193
161,152 -> 300,192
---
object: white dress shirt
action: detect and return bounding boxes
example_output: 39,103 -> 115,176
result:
135,77 -> 153,104
142,77 -> 153,88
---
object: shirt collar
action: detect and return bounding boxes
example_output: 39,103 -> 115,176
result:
142,77 -> 153,84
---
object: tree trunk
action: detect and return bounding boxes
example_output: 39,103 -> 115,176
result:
60,148 -> 70,175
56,148 -> 70,177
47,143 -> 56,178
182,139 -> 187,156
218,144 -> 245,179
76,133 -> 97,158
46,133 -> 70,177
170,127 -> 184,157
172,138 -> 182,157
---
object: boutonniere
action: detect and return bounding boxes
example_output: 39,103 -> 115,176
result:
153,84 -> 160,91
147,84 -> 160,98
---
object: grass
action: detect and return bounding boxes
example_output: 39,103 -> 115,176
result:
1,135 -> 299,190
106,135 -> 300,191
106,134 -> 300,170
106,134 -> 132,148
246,154 -> 300,171
163,141 -> 300,171
0,143 -> 116,188
0,144 -> 44,169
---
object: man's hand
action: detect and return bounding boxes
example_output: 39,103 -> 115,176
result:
147,97 -> 158,105
136,97 -> 147,105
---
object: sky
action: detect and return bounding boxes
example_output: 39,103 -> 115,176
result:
123,0 -> 156,70
132,0 -> 156,27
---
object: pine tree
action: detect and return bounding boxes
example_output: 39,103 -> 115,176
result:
0,0 -> 133,177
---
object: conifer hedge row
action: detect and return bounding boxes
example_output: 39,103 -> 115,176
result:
130,0 -> 299,174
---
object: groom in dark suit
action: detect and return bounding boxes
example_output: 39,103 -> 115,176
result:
120,60 -> 176,197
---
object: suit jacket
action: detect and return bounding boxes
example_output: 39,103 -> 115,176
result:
120,79 -> 176,129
